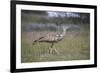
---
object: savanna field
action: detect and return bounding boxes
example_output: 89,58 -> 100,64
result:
21,10 -> 90,63
21,25 -> 90,63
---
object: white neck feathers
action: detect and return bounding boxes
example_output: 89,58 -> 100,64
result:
62,26 -> 69,36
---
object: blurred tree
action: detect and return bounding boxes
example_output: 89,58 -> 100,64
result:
78,13 -> 90,24
22,10 -> 48,15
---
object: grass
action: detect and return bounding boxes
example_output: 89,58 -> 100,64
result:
21,26 -> 90,63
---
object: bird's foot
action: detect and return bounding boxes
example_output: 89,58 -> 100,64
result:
49,47 -> 60,55
49,48 -> 53,55
54,48 -> 60,55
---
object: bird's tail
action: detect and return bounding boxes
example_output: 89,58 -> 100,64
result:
32,40 -> 38,45
32,36 -> 45,45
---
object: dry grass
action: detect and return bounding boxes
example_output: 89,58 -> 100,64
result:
21,28 -> 90,63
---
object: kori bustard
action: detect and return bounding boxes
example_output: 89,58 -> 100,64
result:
32,25 -> 71,54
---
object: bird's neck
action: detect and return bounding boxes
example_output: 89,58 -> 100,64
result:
61,28 -> 66,36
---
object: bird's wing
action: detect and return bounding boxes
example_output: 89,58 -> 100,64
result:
38,32 -> 59,42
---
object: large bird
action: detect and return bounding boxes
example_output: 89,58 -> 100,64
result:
32,25 -> 71,54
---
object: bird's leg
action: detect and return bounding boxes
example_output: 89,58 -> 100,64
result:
51,43 -> 54,48
49,43 -> 54,54
50,43 -> 60,55
53,46 -> 60,55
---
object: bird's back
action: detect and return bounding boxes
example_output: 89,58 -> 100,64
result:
38,32 -> 60,42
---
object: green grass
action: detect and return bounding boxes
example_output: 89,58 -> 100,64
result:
21,27 -> 90,63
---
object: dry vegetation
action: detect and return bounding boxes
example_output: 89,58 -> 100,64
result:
21,26 -> 90,63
